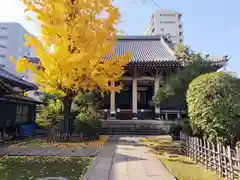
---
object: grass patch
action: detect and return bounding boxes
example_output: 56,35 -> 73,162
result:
0,156 -> 91,180
141,136 -> 223,180
9,135 -> 108,149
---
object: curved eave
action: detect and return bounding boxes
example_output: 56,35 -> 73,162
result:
124,59 -> 227,70
126,61 -> 181,68
0,67 -> 38,91
0,74 -> 38,91
4,94 -> 42,104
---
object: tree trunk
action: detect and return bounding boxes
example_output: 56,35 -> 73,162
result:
63,97 -> 72,135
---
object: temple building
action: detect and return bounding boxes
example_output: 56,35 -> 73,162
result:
99,35 -> 228,121
24,35 -> 227,122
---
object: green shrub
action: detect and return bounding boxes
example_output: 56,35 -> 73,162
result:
187,72 -> 240,144
74,118 -> 101,135
169,123 -> 182,137
74,106 -> 101,135
181,119 -> 203,137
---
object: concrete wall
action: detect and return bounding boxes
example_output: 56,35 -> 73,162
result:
0,23 -> 34,76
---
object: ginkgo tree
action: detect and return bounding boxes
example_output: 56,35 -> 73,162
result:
11,0 -> 131,133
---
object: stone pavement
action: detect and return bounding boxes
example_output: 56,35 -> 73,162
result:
83,136 -> 176,180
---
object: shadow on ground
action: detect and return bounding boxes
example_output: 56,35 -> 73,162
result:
100,135 -> 147,163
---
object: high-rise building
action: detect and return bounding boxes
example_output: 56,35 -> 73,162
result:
145,9 -> 184,46
0,22 -> 34,76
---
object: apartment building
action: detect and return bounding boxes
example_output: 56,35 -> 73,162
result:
145,9 -> 184,46
0,22 -> 34,76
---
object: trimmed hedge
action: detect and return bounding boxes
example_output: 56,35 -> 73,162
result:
187,72 -> 240,144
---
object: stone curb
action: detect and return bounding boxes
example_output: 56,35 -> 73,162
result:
82,155 -> 100,180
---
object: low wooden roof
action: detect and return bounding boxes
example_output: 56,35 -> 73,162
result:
4,94 -> 42,104
0,67 -> 38,90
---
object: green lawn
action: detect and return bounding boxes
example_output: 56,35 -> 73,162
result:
141,136 -> 223,180
0,156 -> 91,180
8,135 -> 108,149
10,138 -> 88,148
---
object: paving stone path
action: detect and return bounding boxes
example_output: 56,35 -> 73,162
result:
83,136 -> 176,180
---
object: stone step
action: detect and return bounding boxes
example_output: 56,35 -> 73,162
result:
101,128 -> 166,135
101,132 -> 163,135
100,119 -> 173,135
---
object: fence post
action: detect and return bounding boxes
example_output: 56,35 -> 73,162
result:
222,145 -> 227,178
235,147 -> 240,179
199,138 -> 203,163
203,139 -> 207,168
207,140 -> 211,169
227,146 -> 234,180
217,142 -> 222,177
186,136 -> 189,157
196,137 -> 199,162
193,137 -> 196,162
211,141 -> 216,171
188,137 -> 191,158
190,137 -> 193,159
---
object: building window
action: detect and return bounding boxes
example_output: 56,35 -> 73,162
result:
179,32 -> 183,36
163,21 -> 175,24
16,105 -> 29,124
0,55 -> 5,61
161,14 -> 175,17
152,28 -> 155,33
0,27 -> 8,33
0,36 -> 7,40
0,57 -> 5,62
179,25 -> 183,28
161,28 -> 164,31
178,14 -> 182,20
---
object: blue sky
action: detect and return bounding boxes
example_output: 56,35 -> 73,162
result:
0,0 -> 239,75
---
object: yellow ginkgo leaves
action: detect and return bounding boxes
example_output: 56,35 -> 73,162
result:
13,0 -> 130,99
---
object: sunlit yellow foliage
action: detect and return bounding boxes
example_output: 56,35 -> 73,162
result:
11,0 -> 130,98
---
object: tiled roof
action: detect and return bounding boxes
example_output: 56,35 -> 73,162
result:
24,36 -> 228,66
204,55 -> 229,67
0,67 -> 37,90
25,36 -> 177,64
4,94 -> 42,104
114,36 -> 177,62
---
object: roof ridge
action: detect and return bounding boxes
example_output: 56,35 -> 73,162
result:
160,37 -> 176,57
116,35 -> 162,40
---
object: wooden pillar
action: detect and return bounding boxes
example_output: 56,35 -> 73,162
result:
165,112 -> 168,121
177,112 -> 181,119
110,81 -> 116,119
132,77 -> 138,119
154,75 -> 160,120
0,130 -> 3,143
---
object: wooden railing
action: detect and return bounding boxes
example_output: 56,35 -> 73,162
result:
180,133 -> 240,179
